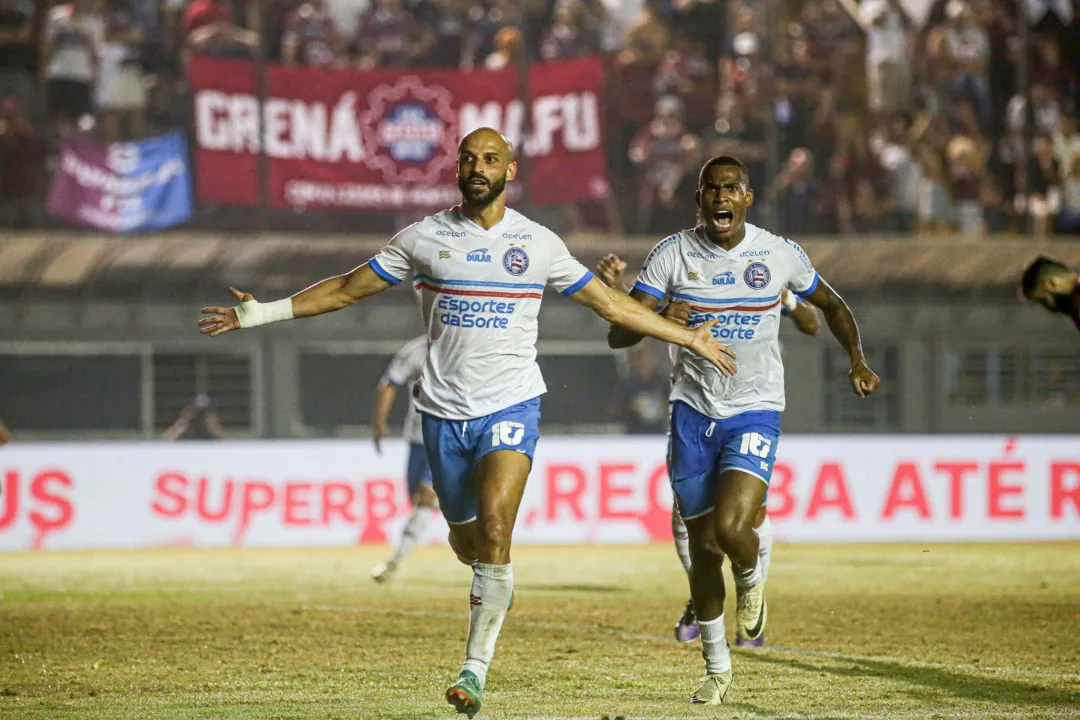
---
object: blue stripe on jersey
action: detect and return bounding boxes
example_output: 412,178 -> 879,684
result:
671,290 -> 782,305
794,273 -> 820,299
632,281 -> 666,300
369,259 -> 402,285
412,273 -> 545,291
643,234 -> 679,268
560,271 -> 595,296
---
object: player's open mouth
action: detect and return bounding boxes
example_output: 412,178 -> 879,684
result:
712,210 -> 733,232
469,178 -> 488,187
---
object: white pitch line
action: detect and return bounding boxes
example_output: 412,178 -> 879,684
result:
304,604 -> 1080,682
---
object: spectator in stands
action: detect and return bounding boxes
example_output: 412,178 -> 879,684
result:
628,94 -> 691,233
539,0 -> 598,61
41,0 -> 105,138
653,35 -> 714,127
774,147 -> 827,235
616,1 -> 669,68
859,0 -> 912,118
0,96 -> 45,228
483,26 -> 521,70
97,7 -> 146,143
1057,148 -> 1080,234
355,0 -> 430,69
1054,115 -> 1080,167
412,0 -> 467,67
461,0 -> 521,70
184,0 -> 259,59
872,114 -> 921,232
943,0 -> 992,131
1023,135 -> 1060,238
912,113 -> 953,236
163,394 -> 227,441
946,134 -> 989,236
282,0 -> 346,68
617,344 -> 668,435
0,0 -> 35,120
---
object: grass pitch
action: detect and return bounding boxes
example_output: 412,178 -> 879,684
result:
1,543 -> 1078,719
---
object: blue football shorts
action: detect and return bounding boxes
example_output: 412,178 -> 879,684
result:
667,400 -> 781,520
421,397 -> 542,524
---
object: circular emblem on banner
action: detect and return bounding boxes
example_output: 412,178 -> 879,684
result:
502,247 -> 530,276
107,143 -> 140,174
359,77 -> 458,185
743,262 -> 771,289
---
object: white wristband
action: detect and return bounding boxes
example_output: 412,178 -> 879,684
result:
235,298 -> 294,329
782,290 -> 798,312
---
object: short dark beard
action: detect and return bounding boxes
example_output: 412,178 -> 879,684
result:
458,174 -> 506,209
1051,292 -> 1074,315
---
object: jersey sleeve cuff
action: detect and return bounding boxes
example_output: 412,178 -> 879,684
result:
632,280 -> 665,300
793,273 -> 819,299
368,258 -> 403,286
560,270 -> 595,296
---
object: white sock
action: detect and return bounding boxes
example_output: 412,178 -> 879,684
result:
460,562 -> 513,688
732,556 -> 762,590
755,515 -> 773,582
389,506 -> 431,565
671,505 -> 692,576
698,615 -> 732,675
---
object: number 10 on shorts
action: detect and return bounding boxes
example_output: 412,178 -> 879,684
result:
739,432 -> 772,458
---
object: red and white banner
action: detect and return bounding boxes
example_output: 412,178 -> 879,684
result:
189,57 -> 608,210
1,436 -> 1078,551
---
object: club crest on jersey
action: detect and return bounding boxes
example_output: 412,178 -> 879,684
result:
744,262 -> 771,289
502,247 -> 529,276
712,272 -> 736,286
467,248 -> 491,263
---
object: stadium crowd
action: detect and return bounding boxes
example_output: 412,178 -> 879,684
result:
0,0 -> 1077,235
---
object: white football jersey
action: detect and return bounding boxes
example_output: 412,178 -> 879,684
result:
634,223 -> 819,419
382,335 -> 427,444
370,207 -> 593,420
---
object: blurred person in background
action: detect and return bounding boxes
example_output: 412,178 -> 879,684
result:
871,113 -> 922,232
0,416 -> 9,446
1053,115 -> 1080,168
943,0 -> 991,132
911,114 -> 953,236
0,96 -> 46,228
1056,148 -> 1080,234
483,26 -> 521,70
773,147 -> 826,235
1020,135 -> 1060,238
369,335 -> 439,584
355,0 -> 430,69
653,35 -> 715,128
97,6 -> 145,143
1020,256 -> 1080,331
946,134 -> 989,236
539,0 -> 598,60
41,0 -> 104,138
282,0 -> 346,68
617,343 -> 669,435
162,394 -> 227,441
0,0 -> 34,120
184,0 -> 259,60
412,0 -> 467,67
629,94 -> 692,233
859,0 -> 912,119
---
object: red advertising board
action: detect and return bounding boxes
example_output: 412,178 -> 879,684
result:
189,57 -> 609,210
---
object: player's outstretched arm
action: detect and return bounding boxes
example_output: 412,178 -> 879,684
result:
569,278 -> 736,376
199,263 -> 392,337
802,277 -> 880,397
